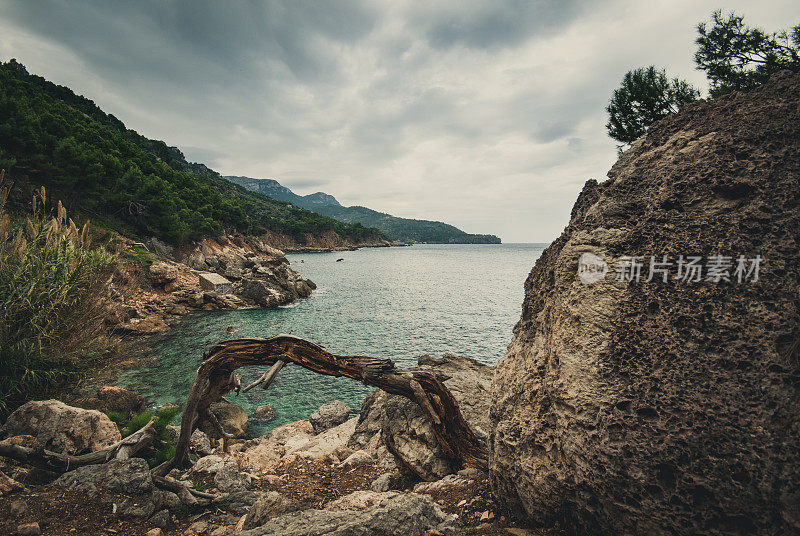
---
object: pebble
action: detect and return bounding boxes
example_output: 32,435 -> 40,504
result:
16,523 -> 40,536
10,499 -> 27,517
147,529 -> 164,536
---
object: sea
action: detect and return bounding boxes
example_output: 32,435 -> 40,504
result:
119,243 -> 546,435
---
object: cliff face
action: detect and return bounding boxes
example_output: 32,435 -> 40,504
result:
490,72 -> 800,535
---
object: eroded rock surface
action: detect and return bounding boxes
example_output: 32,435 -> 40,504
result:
490,72 -> 800,535
348,354 -> 493,481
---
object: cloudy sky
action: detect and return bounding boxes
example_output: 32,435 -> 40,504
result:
0,1 -> 796,241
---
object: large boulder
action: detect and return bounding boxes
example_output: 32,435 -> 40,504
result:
2,400 -> 121,455
490,72 -> 800,535
309,400 -> 351,434
239,491 -> 457,536
347,354 -> 493,481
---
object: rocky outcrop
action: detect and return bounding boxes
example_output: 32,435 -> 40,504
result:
348,354 -> 493,481
106,234 -> 313,335
309,401 -> 352,434
490,72 -> 800,535
2,400 -> 121,455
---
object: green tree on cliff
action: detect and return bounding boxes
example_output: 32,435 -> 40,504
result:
606,66 -> 700,145
695,11 -> 800,98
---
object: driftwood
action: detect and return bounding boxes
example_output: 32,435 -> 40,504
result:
0,420 -> 157,473
157,335 -> 488,476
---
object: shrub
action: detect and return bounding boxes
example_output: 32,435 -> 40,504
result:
0,176 -> 117,413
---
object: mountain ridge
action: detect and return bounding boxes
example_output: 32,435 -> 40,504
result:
225,175 -> 501,244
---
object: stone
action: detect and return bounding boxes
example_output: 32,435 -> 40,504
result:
490,71 -> 800,535
148,262 -> 178,286
347,354 -> 493,481
0,470 -> 25,497
199,272 -> 232,294
253,404 -> 276,422
9,499 -> 27,516
54,458 -> 153,495
309,400 -> 351,434
289,417 -> 358,461
243,491 -> 297,529
97,386 -> 146,416
149,509 -> 171,529
413,474 -> 473,495
188,455 -> 250,492
187,521 -> 209,534
199,402 -> 247,438
224,490 -> 264,515
340,450 -> 373,468
238,492 -> 457,536
235,278 -> 286,308
15,522 -> 40,536
3,400 -> 121,455
147,529 -> 164,536
240,421 -> 315,472
370,472 -> 408,492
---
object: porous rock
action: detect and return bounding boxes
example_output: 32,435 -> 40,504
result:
490,71 -> 800,535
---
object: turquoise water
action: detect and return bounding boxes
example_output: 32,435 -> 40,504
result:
119,243 -> 545,435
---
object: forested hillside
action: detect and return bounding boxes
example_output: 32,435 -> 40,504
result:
0,59 -> 385,245
226,175 -> 501,244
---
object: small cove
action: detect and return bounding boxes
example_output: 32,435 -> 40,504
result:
119,243 -> 545,435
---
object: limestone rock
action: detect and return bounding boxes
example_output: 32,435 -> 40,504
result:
347,354 -> 493,481
243,491 -> 297,529
54,458 -> 153,495
490,71 -> 800,535
240,421 -> 315,472
3,400 -> 121,455
238,491 -> 457,536
289,417 -> 358,461
199,402 -> 247,438
309,401 -> 351,434
253,404 -> 276,422
148,262 -> 177,286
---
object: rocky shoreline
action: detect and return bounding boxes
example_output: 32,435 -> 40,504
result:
105,236 -> 316,336
0,355 -> 538,536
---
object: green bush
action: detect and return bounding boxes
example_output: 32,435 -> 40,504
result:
111,405 -> 180,467
0,180 -> 116,413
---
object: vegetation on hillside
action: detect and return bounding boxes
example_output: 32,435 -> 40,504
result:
0,180 -> 116,414
313,204 -> 501,244
607,11 -> 800,145
0,59 -> 385,245
227,176 -> 501,244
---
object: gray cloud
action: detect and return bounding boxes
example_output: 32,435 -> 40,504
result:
0,0 -> 797,241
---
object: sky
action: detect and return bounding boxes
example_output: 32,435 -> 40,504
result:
0,1 -> 797,242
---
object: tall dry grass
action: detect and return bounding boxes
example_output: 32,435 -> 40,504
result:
0,172 -> 116,413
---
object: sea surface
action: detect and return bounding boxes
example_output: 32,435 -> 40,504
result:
119,243 -> 546,435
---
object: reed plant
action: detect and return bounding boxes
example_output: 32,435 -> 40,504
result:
0,172 -> 116,414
